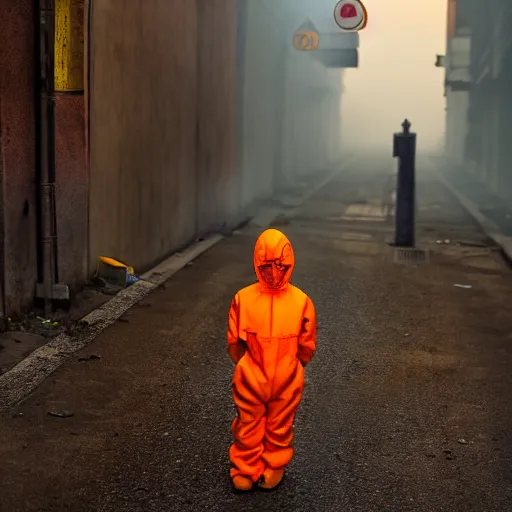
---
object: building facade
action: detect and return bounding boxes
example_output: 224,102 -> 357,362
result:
0,0 -> 350,322
443,0 -> 512,200
465,0 -> 512,199
443,0 -> 471,167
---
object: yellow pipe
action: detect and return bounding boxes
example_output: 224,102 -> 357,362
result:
55,0 -> 84,92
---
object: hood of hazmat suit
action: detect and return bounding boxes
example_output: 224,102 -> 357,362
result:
253,229 -> 294,291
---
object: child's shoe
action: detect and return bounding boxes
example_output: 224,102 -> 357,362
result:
232,475 -> 253,492
258,468 -> 285,490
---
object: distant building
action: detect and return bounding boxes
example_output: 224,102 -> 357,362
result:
441,0 -> 512,201
465,0 -> 512,200
441,0 -> 471,168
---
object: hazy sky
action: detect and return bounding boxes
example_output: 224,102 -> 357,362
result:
340,0 -> 447,152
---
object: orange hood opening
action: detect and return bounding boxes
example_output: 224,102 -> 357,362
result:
253,229 -> 295,290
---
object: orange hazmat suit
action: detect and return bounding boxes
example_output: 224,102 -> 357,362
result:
227,228 -> 317,489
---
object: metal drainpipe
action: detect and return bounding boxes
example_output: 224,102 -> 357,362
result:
37,0 -> 59,317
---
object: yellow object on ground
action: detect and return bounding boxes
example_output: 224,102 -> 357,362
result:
98,257 -> 135,276
96,257 -> 138,287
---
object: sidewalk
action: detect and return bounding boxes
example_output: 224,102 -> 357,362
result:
429,156 -> 512,261
1,156 -> 511,512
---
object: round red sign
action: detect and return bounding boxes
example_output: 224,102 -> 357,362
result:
333,0 -> 368,31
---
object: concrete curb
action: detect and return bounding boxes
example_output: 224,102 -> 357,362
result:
431,164 -> 512,261
0,163 -> 351,412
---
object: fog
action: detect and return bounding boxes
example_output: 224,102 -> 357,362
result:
341,0 -> 447,153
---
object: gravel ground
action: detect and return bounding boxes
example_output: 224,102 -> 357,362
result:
1,156 -> 511,512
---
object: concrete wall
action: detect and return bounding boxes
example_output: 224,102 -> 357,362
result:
54,94 -> 87,290
496,52 -> 512,197
281,51 -> 322,178
89,0 -> 198,274
0,0 -> 38,316
88,0 -> 238,275
464,0 -> 512,201
326,71 -> 344,163
0,0 -> 87,316
54,0 -> 88,290
196,0 -> 238,234
239,0 -> 344,201
445,89 -> 469,166
444,33 -> 470,167
239,0 -> 283,205
0,0 -> 344,318
280,51 -> 343,179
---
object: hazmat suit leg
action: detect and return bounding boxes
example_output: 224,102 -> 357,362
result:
229,363 -> 267,482
262,365 -> 304,471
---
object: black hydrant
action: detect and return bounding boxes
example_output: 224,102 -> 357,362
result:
393,119 -> 416,247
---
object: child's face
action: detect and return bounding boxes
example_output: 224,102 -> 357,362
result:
257,259 -> 291,290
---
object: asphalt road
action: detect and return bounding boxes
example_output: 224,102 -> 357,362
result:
1,156 -> 512,512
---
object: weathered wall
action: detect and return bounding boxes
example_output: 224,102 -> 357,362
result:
89,0 -> 199,274
0,0 -> 343,316
89,0 -> 239,274
280,52 -> 342,179
496,49 -> 512,198
0,0 -> 38,315
54,0 -> 88,290
465,0 -> 512,201
239,0 -> 283,206
239,0 -> 344,200
325,70 -> 344,164
196,0 -> 238,234
54,95 -> 87,289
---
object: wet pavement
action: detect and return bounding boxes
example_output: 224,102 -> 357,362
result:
1,155 -> 512,512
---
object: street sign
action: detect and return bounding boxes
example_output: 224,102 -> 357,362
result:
318,32 -> 359,50
293,30 -> 320,51
333,0 -> 368,32
293,19 -> 320,51
292,17 -> 359,67
313,49 -> 358,68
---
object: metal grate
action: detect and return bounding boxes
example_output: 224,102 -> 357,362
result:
393,247 -> 429,265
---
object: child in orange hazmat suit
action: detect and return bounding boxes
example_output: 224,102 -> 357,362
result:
227,228 -> 317,491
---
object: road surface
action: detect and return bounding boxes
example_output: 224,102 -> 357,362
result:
1,155 -> 511,512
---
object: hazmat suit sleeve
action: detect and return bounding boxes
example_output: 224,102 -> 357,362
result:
227,294 -> 246,364
298,296 -> 316,366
